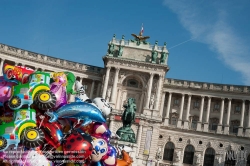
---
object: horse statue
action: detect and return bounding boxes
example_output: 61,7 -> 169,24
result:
122,98 -> 136,128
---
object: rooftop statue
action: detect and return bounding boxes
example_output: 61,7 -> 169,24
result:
116,98 -> 136,143
118,45 -> 123,57
108,43 -> 114,55
131,27 -> 150,45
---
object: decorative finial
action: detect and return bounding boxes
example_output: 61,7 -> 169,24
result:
113,34 -> 116,39
164,42 -> 167,46
122,35 -> 125,39
155,40 -> 158,45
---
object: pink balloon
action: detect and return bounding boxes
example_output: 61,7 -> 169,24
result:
0,76 -> 17,105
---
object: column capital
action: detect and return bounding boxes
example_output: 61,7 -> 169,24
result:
159,73 -> 164,78
115,67 -> 120,71
207,96 -> 212,99
188,94 -> 192,97
106,66 -> 111,70
201,95 -> 205,98
242,99 -> 246,103
228,98 -> 232,101
221,97 -> 225,100
1,58 -> 5,61
182,93 -> 185,97
168,92 -> 172,95
149,72 -> 155,77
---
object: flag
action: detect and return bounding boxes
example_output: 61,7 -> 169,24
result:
141,24 -> 144,34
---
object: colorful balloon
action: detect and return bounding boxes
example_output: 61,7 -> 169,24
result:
3,63 -> 34,84
63,132 -> 93,161
92,122 -> 112,142
91,137 -> 109,162
75,80 -> 89,102
50,72 -> 68,109
101,145 -> 117,166
0,76 -> 17,106
92,97 -> 112,117
116,150 -> 133,166
46,102 -> 106,126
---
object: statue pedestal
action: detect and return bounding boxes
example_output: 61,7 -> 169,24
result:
116,127 -> 136,143
110,140 -> 138,166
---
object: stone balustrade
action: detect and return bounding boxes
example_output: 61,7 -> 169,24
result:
0,43 -> 103,74
165,78 -> 249,93
112,39 -> 167,52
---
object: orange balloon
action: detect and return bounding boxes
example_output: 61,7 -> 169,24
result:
116,150 -> 133,166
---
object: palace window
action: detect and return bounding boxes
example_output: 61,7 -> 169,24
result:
230,120 -> 240,134
173,99 -> 179,106
214,102 -> 220,112
183,145 -> 195,165
163,142 -> 175,161
234,105 -> 241,114
203,148 -> 215,166
127,79 -> 139,88
171,117 -> 177,125
170,113 -> 178,126
209,118 -> 219,131
193,100 -> 200,109
190,116 -> 199,130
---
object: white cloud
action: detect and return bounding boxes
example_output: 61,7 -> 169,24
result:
163,0 -> 250,85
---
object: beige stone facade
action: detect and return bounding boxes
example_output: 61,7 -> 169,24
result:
0,35 -> 250,166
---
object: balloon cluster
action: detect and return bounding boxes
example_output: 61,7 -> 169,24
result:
0,63 -> 133,166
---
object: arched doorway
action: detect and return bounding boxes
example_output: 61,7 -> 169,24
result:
203,148 -> 215,166
163,142 -> 175,161
246,154 -> 250,166
183,145 -> 195,165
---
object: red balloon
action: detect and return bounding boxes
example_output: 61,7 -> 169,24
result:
63,132 -> 93,161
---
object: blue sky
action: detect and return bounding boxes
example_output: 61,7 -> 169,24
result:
0,0 -> 250,86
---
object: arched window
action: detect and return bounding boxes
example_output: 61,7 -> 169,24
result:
246,154 -> 250,166
163,142 -> 175,161
183,145 -> 195,164
203,148 -> 215,166
127,79 -> 139,88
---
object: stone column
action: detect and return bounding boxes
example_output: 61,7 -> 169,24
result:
137,123 -> 143,156
177,94 -> 185,128
204,97 -> 211,132
197,96 -> 205,131
217,98 -> 225,134
155,74 -> 163,110
148,125 -> 160,166
164,92 -> 172,126
145,73 -> 154,109
96,82 -> 101,97
238,100 -> 245,136
89,80 -> 95,99
109,116 -> 114,132
183,94 -> 192,129
245,102 -> 250,137
111,67 -> 120,104
159,92 -> 166,117
224,98 -> 232,134
0,59 -> 5,76
79,77 -> 83,85
102,67 -> 111,99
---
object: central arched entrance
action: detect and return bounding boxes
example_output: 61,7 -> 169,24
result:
118,75 -> 145,113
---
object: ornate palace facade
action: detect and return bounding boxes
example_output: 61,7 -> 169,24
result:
0,34 -> 250,166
